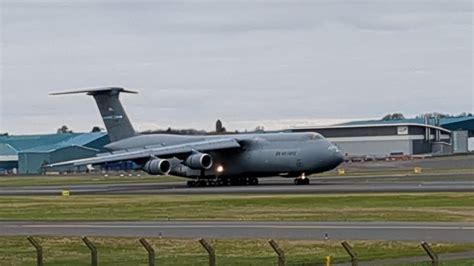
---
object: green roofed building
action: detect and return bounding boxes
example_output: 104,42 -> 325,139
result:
0,132 -> 109,174
0,143 -> 18,172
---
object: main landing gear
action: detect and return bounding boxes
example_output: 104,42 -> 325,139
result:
187,177 -> 259,187
294,173 -> 310,185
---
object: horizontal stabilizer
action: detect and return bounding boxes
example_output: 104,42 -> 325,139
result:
50,87 -> 138,96
50,86 -> 137,142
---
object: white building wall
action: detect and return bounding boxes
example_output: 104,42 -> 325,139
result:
452,131 -> 469,153
329,139 -> 411,157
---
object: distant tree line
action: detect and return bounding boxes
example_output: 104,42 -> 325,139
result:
140,119 -> 267,135
141,128 -> 208,135
382,112 -> 472,121
382,113 -> 405,120
55,125 -> 104,134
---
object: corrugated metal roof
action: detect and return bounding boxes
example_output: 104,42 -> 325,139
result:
0,133 -> 78,151
339,117 -> 474,127
0,143 -> 18,155
292,122 -> 451,134
57,132 -> 106,146
439,116 -> 474,124
0,143 -> 19,162
0,132 -> 107,153
23,144 -> 100,153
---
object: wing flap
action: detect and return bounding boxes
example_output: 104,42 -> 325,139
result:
47,138 -> 240,168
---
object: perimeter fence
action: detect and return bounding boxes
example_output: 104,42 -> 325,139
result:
4,236 -> 473,266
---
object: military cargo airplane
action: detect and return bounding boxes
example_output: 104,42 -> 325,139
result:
49,87 -> 344,186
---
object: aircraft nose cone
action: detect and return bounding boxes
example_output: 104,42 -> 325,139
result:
327,144 -> 344,167
333,150 -> 344,165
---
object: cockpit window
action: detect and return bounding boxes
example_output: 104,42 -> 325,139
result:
310,133 -> 324,140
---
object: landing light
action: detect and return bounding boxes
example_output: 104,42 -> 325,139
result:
216,165 -> 224,173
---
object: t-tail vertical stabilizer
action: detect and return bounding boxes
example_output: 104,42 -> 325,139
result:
51,87 -> 137,142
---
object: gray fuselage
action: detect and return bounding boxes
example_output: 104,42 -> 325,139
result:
105,132 -> 344,179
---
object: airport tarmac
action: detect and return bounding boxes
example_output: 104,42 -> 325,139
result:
0,174 -> 472,195
1,221 -> 472,242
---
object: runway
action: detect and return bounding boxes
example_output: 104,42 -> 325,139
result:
1,221 -> 473,242
0,177 -> 473,195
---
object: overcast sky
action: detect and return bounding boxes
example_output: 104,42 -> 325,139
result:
1,0 -> 472,134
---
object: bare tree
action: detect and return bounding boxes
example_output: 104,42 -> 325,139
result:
91,126 -> 103,132
57,125 -> 73,134
255,125 -> 265,132
382,113 -> 405,120
215,119 -> 226,133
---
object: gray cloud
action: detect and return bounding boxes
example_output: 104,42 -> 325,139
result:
1,0 -> 472,133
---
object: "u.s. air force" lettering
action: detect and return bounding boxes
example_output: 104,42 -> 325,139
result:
102,115 -> 123,120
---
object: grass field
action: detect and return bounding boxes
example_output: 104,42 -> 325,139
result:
0,174 -> 183,187
401,261 -> 474,266
1,193 -> 473,222
1,236 -> 474,266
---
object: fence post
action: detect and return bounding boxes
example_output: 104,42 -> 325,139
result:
199,238 -> 216,266
268,239 -> 285,266
341,241 -> 358,266
139,238 -> 155,266
325,255 -> 332,266
421,241 -> 439,266
27,236 -> 43,266
82,237 -> 98,266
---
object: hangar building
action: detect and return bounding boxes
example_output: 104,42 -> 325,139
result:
291,116 -> 474,158
0,132 -> 109,174
291,122 -> 452,158
338,116 -> 474,153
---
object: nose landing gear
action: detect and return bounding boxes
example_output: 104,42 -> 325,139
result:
294,173 -> 310,185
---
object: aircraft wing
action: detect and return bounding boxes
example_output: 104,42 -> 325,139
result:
48,138 -> 241,167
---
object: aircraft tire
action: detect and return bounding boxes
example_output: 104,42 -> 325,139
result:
244,177 -> 251,186
250,177 -> 259,185
217,177 -> 259,186
220,177 -> 230,186
294,178 -> 310,185
209,180 -> 219,186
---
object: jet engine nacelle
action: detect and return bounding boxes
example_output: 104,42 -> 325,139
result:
184,152 -> 213,170
143,158 -> 171,175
